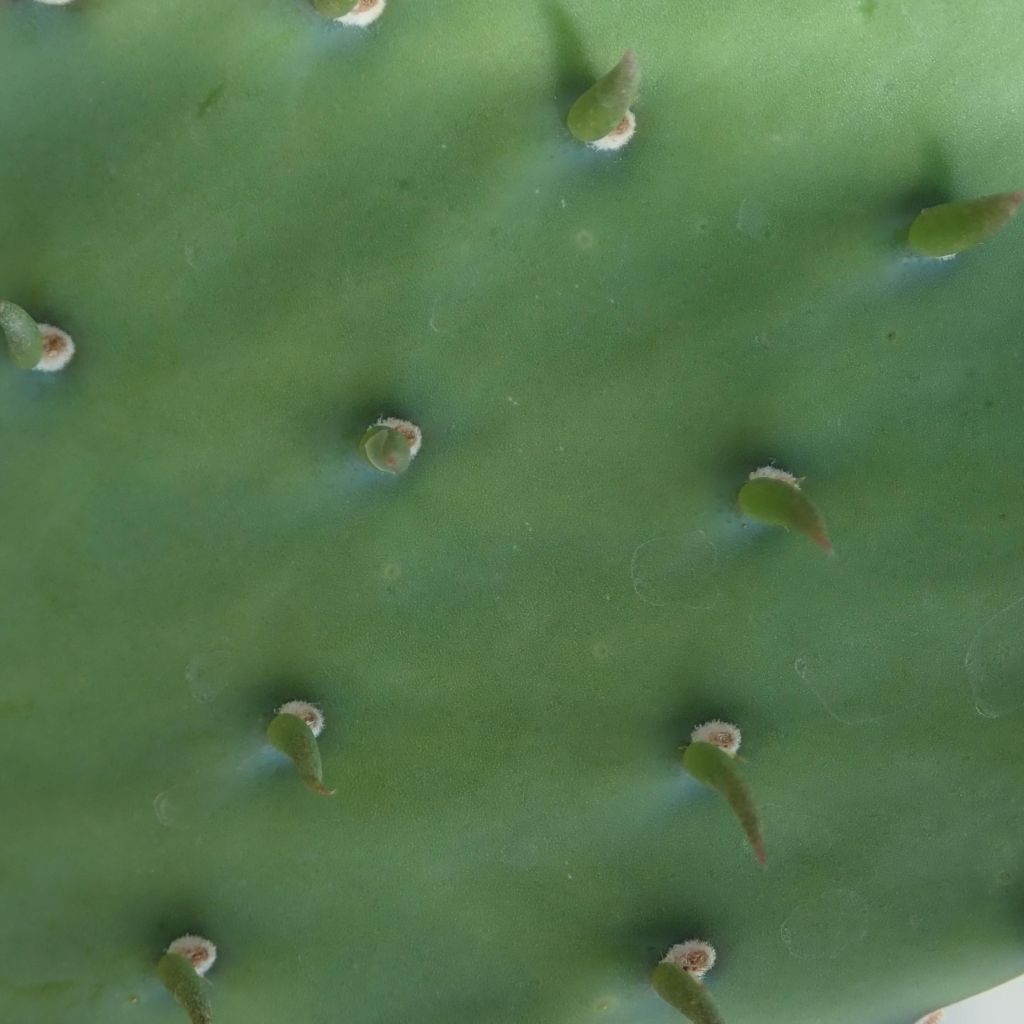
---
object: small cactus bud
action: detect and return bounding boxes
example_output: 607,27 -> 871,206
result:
359,417 -> 422,475
738,466 -> 831,553
567,51 -> 640,146
267,701 -> 334,795
651,957 -> 725,1024
908,191 -> 1024,258
1,301 -> 43,369
1,302 -> 75,373
157,936 -> 216,1024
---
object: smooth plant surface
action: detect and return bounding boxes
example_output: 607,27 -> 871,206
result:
3,3 -> 1024,1024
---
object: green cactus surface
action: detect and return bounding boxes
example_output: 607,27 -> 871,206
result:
3,2 -> 1024,1024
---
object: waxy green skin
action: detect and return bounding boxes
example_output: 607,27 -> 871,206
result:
2,3 -> 1024,1024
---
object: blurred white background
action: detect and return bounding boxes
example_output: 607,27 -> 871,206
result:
943,974 -> 1024,1023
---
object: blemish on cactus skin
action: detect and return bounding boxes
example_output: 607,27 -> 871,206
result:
33,0 -> 77,5
738,466 -> 832,553
690,720 -> 741,757
661,939 -> 717,981
908,191 -> 1024,258
682,739 -> 765,866
267,701 -> 334,795
359,417 -> 422,475
157,938 -> 216,1024
588,111 -> 636,152
914,1012 -> 943,1024
651,958 -> 725,1024
567,51 -> 640,145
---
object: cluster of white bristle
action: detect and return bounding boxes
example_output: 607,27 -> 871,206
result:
589,112 -> 637,152
690,720 -> 742,757
34,324 -> 75,373
661,939 -> 717,981
167,935 -> 217,976
337,0 -> 386,26
748,465 -> 800,488
277,700 -> 326,738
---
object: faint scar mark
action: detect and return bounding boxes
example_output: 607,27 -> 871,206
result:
964,593 -> 1024,719
629,532 -> 718,609
793,651 -> 902,726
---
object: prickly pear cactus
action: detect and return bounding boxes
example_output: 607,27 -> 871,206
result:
2,2 -> 1023,1023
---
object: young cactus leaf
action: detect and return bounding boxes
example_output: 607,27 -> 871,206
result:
651,962 -> 726,1024
267,711 -> 334,795
0,301 -> 43,369
908,191 -> 1024,258
682,741 -> 765,866
157,953 -> 213,1024
567,50 -> 640,143
737,468 -> 831,553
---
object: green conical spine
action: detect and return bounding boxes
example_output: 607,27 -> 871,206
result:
267,712 -> 334,795
566,50 -> 640,143
157,953 -> 213,1024
651,962 -> 726,1024
0,301 -> 42,370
